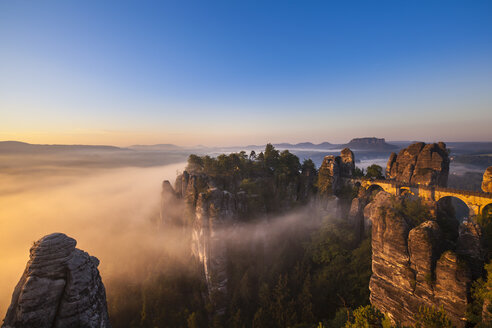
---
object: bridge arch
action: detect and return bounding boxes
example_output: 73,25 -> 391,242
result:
367,184 -> 384,195
436,196 -> 470,223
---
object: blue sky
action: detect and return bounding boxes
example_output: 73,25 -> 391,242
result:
0,1 -> 491,146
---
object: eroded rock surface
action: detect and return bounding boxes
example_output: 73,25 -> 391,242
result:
162,166 -> 317,313
483,166 -> 492,193
2,233 -> 110,328
386,142 -> 449,186
365,191 -> 476,328
318,148 -> 355,197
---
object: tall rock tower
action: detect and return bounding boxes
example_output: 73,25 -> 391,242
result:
2,233 -> 111,328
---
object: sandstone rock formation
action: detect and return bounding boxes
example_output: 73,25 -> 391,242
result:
317,148 -> 355,196
365,191 -> 478,327
318,155 -> 340,196
483,166 -> 492,193
348,187 -> 371,239
161,164 -> 317,313
160,179 -> 184,227
386,142 -> 449,186
2,233 -> 110,328
340,148 -> 355,177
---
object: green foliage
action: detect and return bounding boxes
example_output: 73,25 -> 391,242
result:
344,305 -> 385,328
220,215 -> 372,328
108,255 -> 208,328
302,159 -> 316,173
391,196 -> 432,227
414,306 -> 453,328
366,165 -> 384,179
467,261 -> 492,326
183,144 -> 317,217
353,166 -> 365,178
476,212 -> 492,261
307,219 -> 372,320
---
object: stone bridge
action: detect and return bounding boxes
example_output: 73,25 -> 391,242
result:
348,178 -> 492,217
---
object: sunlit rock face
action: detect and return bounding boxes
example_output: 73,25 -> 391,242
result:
386,142 -> 449,186
317,148 -> 355,199
318,155 -> 340,196
2,233 -> 110,328
340,148 -> 355,177
365,191 -> 478,328
482,166 -> 492,193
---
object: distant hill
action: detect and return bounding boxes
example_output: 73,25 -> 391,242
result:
272,142 -> 336,150
343,137 -> 397,150
128,144 -> 182,151
0,141 -> 126,153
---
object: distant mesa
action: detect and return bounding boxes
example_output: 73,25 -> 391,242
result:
344,137 -> 398,150
2,233 -> 111,328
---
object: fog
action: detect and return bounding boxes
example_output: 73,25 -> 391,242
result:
0,154 -> 333,320
0,161 -> 187,317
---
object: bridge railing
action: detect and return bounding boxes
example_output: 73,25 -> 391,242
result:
351,177 -> 492,199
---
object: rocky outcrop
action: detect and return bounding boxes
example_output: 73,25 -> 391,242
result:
340,148 -> 355,177
160,180 -> 185,227
365,192 -> 477,327
348,188 -> 371,238
317,148 -> 355,196
162,165 -> 317,313
386,142 -> 449,186
483,166 -> 492,193
318,155 -> 340,196
2,233 -> 110,328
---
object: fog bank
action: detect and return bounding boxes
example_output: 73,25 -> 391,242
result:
0,162 -> 186,317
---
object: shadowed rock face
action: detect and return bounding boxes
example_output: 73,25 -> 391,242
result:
162,167 -> 317,314
483,166 -> 492,193
365,192 -> 477,328
386,142 -> 449,186
2,233 -> 110,328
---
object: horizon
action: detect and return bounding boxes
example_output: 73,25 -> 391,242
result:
2,137 -> 492,149
1,1 -> 492,145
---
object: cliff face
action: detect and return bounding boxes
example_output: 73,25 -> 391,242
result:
2,233 -> 110,328
365,192 -> 481,327
386,142 -> 449,186
161,163 -> 317,312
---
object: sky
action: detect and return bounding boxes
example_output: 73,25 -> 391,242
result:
0,0 -> 491,146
